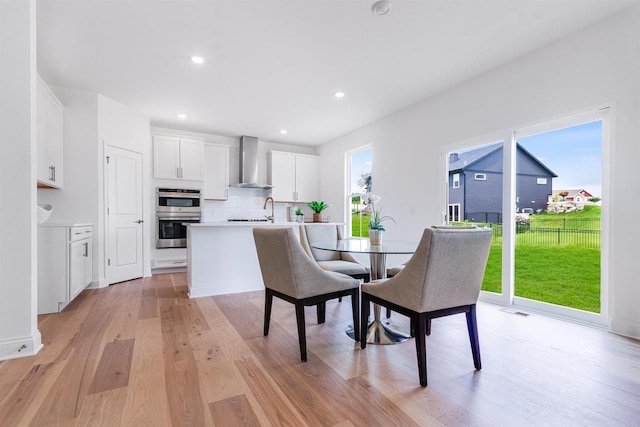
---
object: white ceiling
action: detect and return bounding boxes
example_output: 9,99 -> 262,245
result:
37,0 -> 635,146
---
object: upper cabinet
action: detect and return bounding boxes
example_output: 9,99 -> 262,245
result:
37,77 -> 64,189
153,135 -> 204,180
268,151 -> 319,203
203,144 -> 229,200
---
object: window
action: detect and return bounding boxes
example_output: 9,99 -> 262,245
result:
452,173 -> 460,189
448,204 -> 461,222
474,173 -> 487,181
347,146 -> 372,238
536,177 -> 547,185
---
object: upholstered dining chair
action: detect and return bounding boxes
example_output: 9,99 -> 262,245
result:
253,227 -> 361,362
360,226 -> 492,387
300,224 -> 370,283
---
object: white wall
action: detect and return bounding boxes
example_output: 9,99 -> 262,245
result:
98,95 -> 152,278
0,0 -> 42,360
319,7 -> 640,338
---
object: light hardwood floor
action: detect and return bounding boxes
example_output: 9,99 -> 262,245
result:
1,273 -> 639,426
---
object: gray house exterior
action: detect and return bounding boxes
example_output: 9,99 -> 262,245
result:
448,143 -> 557,223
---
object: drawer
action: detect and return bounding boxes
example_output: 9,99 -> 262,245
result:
69,225 -> 93,242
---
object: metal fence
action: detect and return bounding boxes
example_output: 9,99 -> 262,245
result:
484,224 -> 600,248
527,217 -> 600,230
466,212 -> 502,224
465,213 -> 600,231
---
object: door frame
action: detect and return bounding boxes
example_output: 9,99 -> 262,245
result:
440,105 -> 611,328
512,108 -> 610,326
104,144 -> 146,285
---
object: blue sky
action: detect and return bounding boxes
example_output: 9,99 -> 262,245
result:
518,120 -> 602,197
350,149 -> 372,194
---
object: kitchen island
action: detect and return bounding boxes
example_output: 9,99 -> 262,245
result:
186,222 -> 343,298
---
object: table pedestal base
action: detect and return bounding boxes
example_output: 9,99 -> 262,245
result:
346,319 -> 409,345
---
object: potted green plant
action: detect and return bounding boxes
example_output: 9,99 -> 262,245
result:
307,200 -> 329,222
368,207 -> 395,245
294,208 -> 304,223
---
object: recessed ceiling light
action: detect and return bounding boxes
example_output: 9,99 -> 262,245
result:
335,91 -> 345,98
371,0 -> 391,15
280,129 -> 288,134
177,113 -> 187,119
191,56 -> 204,64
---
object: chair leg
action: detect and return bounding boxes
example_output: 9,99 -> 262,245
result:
426,319 -> 432,336
338,297 -> 342,302
360,294 -> 370,349
295,301 -> 307,362
317,302 -> 326,324
351,290 -> 360,342
414,313 -> 428,387
465,304 -> 482,370
264,289 -> 273,336
386,307 -> 391,318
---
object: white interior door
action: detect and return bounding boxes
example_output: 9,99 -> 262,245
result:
107,146 -> 143,284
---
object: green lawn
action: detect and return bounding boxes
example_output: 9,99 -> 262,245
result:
482,244 -> 601,313
355,206 -> 602,313
351,213 -> 371,238
529,205 -> 601,230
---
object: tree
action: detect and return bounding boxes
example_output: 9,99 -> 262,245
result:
559,191 -> 569,201
351,195 -> 361,213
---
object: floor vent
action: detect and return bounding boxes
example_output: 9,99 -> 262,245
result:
500,308 -> 531,317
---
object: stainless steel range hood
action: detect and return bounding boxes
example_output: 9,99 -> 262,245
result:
233,136 -> 272,189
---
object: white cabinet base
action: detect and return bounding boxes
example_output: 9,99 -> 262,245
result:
38,224 -> 93,314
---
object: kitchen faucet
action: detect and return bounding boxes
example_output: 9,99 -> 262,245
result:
263,196 -> 275,223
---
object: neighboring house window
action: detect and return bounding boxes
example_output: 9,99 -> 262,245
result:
536,177 -> 547,185
474,173 -> 487,181
448,204 -> 461,222
453,173 -> 460,189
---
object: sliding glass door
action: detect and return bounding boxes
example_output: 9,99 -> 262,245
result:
445,108 -> 609,324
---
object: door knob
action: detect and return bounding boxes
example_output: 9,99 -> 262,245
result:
135,219 -> 144,224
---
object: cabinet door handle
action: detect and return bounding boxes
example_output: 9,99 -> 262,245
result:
134,219 -> 144,224
49,165 -> 55,181
84,242 -> 88,257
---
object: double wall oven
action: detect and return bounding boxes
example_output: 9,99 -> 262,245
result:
156,188 -> 201,249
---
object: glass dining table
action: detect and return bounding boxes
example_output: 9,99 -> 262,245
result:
310,238 -> 418,345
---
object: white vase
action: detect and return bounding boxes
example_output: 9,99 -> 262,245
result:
369,229 -> 383,245
296,215 -> 304,223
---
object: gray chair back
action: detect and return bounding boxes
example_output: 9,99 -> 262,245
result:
367,227 -> 492,313
300,224 -> 343,261
253,227 -> 359,299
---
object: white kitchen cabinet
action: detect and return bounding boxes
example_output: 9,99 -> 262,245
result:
203,144 -> 229,200
268,151 -> 319,202
153,135 -> 204,180
37,76 -> 64,189
38,224 -> 93,314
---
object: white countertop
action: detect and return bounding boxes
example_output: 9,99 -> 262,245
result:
188,222 -> 343,227
38,222 -> 94,227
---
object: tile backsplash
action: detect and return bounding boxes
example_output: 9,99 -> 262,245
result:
201,188 -> 309,222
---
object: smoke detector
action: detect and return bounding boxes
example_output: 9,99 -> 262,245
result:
371,0 -> 391,15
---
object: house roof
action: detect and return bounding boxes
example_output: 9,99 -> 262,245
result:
553,189 -> 594,198
449,143 -> 502,171
449,143 -> 558,177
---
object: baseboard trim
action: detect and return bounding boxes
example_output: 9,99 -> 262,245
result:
610,318 -> 640,340
0,331 -> 43,361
